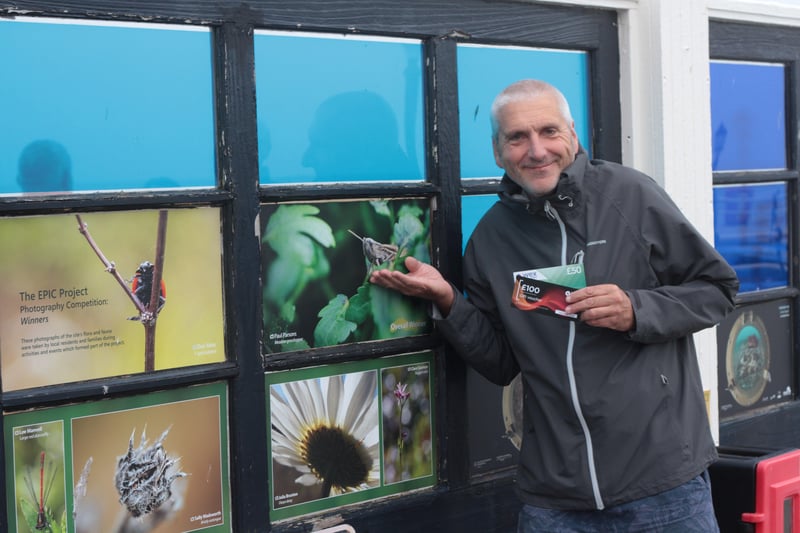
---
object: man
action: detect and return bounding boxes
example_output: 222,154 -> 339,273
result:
370,79 -> 739,531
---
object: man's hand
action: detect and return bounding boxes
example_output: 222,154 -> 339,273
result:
369,256 -> 455,315
564,284 -> 634,332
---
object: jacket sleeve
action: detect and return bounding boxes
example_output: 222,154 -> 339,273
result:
434,254 -> 521,386
626,181 -> 739,343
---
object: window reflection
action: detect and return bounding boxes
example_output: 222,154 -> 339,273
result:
457,44 -> 591,179
461,195 -> 497,253
713,183 -> 788,292
17,140 -> 73,193
0,18 -> 216,194
255,31 -> 424,184
711,61 -> 786,172
256,38 -> 590,184
302,91 -> 418,181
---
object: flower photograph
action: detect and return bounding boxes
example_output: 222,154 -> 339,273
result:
381,363 -> 433,484
269,370 -> 380,510
11,420 -> 67,533
70,394 -> 225,532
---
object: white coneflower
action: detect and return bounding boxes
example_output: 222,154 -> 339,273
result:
270,370 -> 379,497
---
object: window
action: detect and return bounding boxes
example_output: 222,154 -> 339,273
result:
0,2 -> 619,530
254,32 -> 425,184
710,20 -> 799,444
457,44 -> 592,179
0,18 -> 216,193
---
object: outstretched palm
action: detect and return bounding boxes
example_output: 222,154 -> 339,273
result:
370,257 -> 454,314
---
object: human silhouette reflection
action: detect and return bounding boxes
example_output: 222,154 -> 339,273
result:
17,139 -> 73,193
302,91 -> 419,181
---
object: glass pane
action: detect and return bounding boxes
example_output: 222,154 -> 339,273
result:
462,194 -> 497,253
255,31 -> 425,184
260,198 -> 432,353
462,193 -> 520,476
4,382 -> 230,531
266,352 -> 435,522
713,182 -> 788,292
0,18 -> 216,194
0,208 -> 226,391
457,44 -> 591,179
711,61 -> 786,171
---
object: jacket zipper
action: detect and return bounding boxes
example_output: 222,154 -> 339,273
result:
544,200 -> 604,510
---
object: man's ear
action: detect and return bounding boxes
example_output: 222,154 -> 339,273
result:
570,121 -> 579,149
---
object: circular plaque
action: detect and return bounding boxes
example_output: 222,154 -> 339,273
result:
725,311 -> 771,407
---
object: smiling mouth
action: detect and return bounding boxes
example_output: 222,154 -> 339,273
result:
526,161 -> 554,171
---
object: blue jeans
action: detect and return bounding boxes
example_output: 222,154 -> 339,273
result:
517,472 -> 719,532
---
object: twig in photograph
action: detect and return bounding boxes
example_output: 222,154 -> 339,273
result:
75,210 -> 168,371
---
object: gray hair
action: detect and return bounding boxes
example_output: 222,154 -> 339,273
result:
490,79 -> 574,141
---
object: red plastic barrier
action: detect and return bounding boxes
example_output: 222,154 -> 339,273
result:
740,448 -> 800,532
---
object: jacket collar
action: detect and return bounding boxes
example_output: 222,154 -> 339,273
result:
499,147 -> 588,217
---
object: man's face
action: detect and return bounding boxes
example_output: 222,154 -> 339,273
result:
492,93 -> 578,197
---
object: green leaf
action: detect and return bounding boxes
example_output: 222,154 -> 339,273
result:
264,205 -> 335,263
266,256 -> 304,304
411,240 -> 431,264
19,496 -> 57,532
264,234 -> 332,323
52,512 -> 64,533
398,203 -> 423,220
394,211 -> 425,250
345,284 -> 371,324
19,497 -> 39,531
278,301 -> 297,324
308,241 -> 332,279
370,284 -> 430,339
370,200 -> 392,218
314,294 -> 357,347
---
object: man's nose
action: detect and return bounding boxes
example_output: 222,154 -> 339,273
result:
526,135 -> 547,159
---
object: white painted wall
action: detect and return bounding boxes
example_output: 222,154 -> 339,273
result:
536,0 -> 800,440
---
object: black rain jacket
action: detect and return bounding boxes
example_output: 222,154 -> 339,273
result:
437,150 -> 739,510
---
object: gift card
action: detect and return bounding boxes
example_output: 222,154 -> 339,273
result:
511,264 -> 586,320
